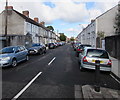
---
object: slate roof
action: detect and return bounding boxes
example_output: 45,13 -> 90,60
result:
13,10 -> 50,31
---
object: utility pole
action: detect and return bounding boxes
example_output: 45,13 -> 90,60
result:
4,0 -> 8,47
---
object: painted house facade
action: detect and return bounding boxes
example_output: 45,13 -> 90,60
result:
0,6 -> 59,48
77,5 -> 118,48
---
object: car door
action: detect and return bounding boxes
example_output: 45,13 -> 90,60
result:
19,46 -> 27,60
14,46 -> 22,62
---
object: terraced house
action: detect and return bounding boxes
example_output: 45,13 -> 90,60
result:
77,5 -> 118,48
0,6 -> 59,49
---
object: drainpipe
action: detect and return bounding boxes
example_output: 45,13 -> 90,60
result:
4,0 -> 8,47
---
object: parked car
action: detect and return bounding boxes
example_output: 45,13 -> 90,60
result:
0,46 -> 29,67
54,43 -> 58,47
76,44 -> 92,57
78,47 -> 112,72
73,43 -> 81,51
48,43 -> 56,49
28,43 -> 46,55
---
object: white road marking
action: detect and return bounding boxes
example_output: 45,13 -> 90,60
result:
12,72 -> 42,99
110,74 -> 120,84
48,57 -> 56,65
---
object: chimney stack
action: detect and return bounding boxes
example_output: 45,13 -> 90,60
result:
91,19 -> 95,23
40,21 -> 45,26
34,17 -> 39,23
22,11 -> 29,17
5,6 -> 13,10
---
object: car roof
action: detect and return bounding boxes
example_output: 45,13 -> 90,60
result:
84,47 -> 108,52
80,44 -> 91,46
2,45 -> 25,49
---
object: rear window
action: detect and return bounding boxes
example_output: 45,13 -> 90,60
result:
81,45 -> 92,47
78,45 -> 91,49
32,44 -> 41,47
86,49 -> 109,59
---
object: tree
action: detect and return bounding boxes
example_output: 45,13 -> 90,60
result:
114,2 -> 120,34
97,31 -> 105,39
70,37 -> 75,41
46,26 -> 54,32
59,33 -> 66,41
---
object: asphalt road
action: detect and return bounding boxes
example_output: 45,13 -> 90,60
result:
2,44 -> 120,99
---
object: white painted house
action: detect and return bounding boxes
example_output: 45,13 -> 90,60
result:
77,5 -> 118,48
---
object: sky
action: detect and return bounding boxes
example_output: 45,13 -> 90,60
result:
0,0 -> 119,38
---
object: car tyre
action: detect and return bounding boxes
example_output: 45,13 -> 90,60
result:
44,50 -> 46,54
76,52 -> 79,57
39,50 -> 42,55
11,59 -> 17,67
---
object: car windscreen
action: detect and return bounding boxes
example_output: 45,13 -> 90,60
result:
78,45 -> 92,50
86,49 -> 109,59
0,47 -> 15,54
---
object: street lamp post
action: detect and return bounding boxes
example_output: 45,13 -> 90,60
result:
4,0 -> 8,47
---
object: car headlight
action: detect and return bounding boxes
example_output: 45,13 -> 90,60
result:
34,49 -> 38,52
1,57 -> 11,61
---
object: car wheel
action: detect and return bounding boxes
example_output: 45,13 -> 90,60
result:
44,50 -> 46,54
39,50 -> 42,55
11,59 -> 17,67
26,55 -> 29,61
76,52 -> 79,57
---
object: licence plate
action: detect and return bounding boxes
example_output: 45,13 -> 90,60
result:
92,60 -> 104,63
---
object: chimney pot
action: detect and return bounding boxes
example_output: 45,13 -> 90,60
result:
5,6 -> 13,10
22,11 -> 29,17
40,21 -> 45,26
34,17 -> 39,23
91,19 -> 95,23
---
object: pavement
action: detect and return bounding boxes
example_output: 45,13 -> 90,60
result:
110,56 -> 120,81
81,85 -> 120,99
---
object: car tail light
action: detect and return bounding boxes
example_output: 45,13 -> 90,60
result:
77,49 -> 83,52
83,56 -> 88,62
107,60 -> 112,66
77,49 -> 81,51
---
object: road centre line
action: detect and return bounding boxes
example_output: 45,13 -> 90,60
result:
110,74 -> 120,84
48,57 -> 56,66
12,72 -> 42,99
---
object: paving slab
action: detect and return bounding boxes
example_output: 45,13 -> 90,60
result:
82,85 -> 120,100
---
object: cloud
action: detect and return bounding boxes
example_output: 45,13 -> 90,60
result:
0,0 -> 90,24
0,0 -> 118,24
2,0 -> 119,3
85,2 -> 118,22
66,27 -> 82,37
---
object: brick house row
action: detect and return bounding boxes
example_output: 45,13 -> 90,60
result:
0,6 -> 60,49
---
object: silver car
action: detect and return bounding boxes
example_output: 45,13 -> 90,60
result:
0,46 -> 29,67
79,47 -> 112,72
